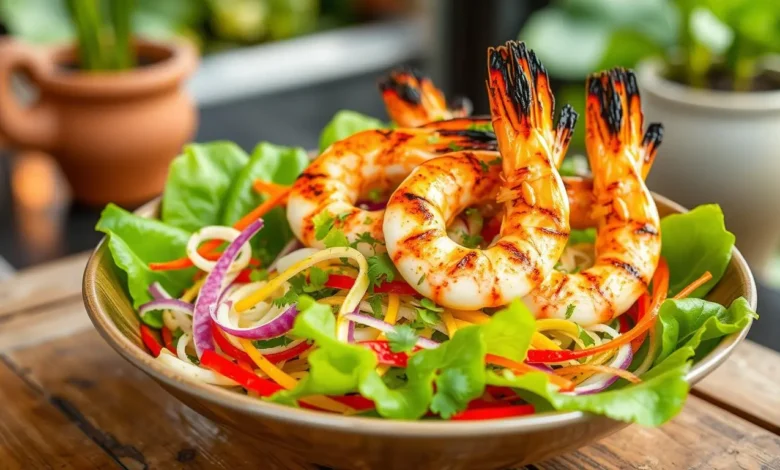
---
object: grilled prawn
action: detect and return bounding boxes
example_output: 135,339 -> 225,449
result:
524,68 -> 663,325
383,41 -> 577,310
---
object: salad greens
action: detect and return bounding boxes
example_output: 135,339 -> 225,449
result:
318,110 -> 387,152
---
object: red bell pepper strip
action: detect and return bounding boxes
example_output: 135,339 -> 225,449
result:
328,395 -> 375,411
201,350 -> 283,396
161,327 -> 177,354
618,314 -> 632,334
211,323 -> 254,363
140,325 -> 163,357
525,258 -> 670,363
325,274 -> 420,296
262,340 -> 313,363
451,404 -> 534,421
481,215 -> 501,244
358,340 -> 416,367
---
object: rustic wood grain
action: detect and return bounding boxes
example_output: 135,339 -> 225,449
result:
7,329 -> 313,470
0,296 -> 94,352
0,358 -> 117,469
693,340 -> 780,435
0,252 -> 89,317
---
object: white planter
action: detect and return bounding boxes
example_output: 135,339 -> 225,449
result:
637,59 -> 780,277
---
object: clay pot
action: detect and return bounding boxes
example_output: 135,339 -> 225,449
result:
0,39 -> 198,206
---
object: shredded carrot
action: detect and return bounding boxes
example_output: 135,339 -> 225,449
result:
253,180 -> 290,203
554,364 -> 642,384
239,339 -> 352,414
485,354 -> 575,391
450,310 -> 491,324
673,271 -> 713,300
148,185 -> 290,271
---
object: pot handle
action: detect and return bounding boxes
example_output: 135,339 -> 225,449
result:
0,39 -> 58,151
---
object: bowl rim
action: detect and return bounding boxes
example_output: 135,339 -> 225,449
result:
83,193 -> 756,438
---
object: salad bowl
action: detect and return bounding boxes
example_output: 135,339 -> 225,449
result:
83,194 -> 756,470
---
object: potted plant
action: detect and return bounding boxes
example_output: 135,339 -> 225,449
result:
0,0 -> 197,206
520,0 -> 780,275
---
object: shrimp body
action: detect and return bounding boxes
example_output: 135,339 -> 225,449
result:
383,41 -> 577,310
380,66 -> 472,127
524,69 -> 664,325
287,127 -> 496,254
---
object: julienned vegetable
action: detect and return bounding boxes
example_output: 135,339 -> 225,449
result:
96,113 -> 757,425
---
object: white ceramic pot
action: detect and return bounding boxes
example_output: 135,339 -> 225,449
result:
637,59 -> 780,277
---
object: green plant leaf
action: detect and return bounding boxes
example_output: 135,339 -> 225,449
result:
161,142 -> 250,232
318,110 -> 386,152
95,204 -> 195,311
661,204 -> 735,298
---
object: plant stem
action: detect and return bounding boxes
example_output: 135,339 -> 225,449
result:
110,0 -> 136,70
66,0 -> 105,70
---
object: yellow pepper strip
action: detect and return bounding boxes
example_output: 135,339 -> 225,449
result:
181,278 -> 206,302
240,339 -> 353,414
535,319 -> 580,336
420,327 -> 433,339
440,311 -> 459,337
376,294 -> 400,376
450,309 -> 491,324
317,295 -> 347,306
532,332 -> 562,350
453,319 -> 473,330
235,247 -> 369,340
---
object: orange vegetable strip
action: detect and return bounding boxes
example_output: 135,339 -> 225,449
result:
673,271 -> 713,300
554,364 -> 642,384
485,354 -> 575,392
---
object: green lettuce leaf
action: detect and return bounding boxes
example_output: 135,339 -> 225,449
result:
568,228 -> 596,245
318,110 -> 386,152
95,204 -> 195,325
653,297 -> 757,364
161,142 -> 250,232
661,204 -> 735,298
222,142 -> 309,263
487,362 -> 690,427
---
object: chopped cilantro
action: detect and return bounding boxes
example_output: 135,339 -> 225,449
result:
367,253 -> 396,288
420,298 -> 443,312
367,188 -> 383,203
273,285 -> 300,308
565,304 -> 576,319
336,212 -> 351,222
430,369 -> 472,417
386,325 -> 418,353
489,156 -> 502,166
577,326 -> 595,347
467,122 -> 493,132
367,294 -> 385,318
186,354 -> 200,365
417,273 -> 426,286
323,228 -> 350,248
458,230 -> 483,249
352,231 -> 383,252
448,142 -> 463,151
427,134 -> 440,144
249,269 -> 269,282
312,212 -> 335,241
306,267 -> 330,292
253,336 -> 294,349
363,216 -> 373,225
478,160 -> 489,172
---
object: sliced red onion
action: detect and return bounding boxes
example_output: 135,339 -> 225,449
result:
267,239 -> 302,272
193,219 -> 264,358
344,312 -> 440,349
347,321 -> 355,343
139,298 -> 194,316
572,343 -> 633,395
148,282 -> 172,300
211,301 -> 298,340
356,200 -> 387,211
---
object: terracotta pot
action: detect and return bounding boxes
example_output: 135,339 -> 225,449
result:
0,39 -> 198,207
638,59 -> 780,278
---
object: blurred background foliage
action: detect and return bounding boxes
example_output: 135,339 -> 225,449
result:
519,0 -> 780,150
0,0 -> 388,54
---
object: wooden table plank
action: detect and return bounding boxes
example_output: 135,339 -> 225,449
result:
693,340 -> 780,435
0,296 -> 94,352
0,358 -> 117,469
5,328 -> 780,470
7,329 -> 312,470
0,252 -> 89,317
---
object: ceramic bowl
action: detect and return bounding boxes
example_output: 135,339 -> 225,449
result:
83,194 -> 756,470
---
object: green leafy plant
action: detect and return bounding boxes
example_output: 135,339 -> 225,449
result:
64,0 -> 137,70
519,0 -> 780,91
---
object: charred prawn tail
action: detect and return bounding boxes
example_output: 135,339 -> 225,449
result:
487,40 -> 578,178
586,68 -> 664,181
379,66 -> 469,127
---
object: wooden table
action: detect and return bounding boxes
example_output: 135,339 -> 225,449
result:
1,254 -> 779,470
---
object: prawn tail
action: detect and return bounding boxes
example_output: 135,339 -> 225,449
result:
586,67 -> 650,175
640,122 -> 664,179
553,104 -> 578,167
379,66 -> 449,127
